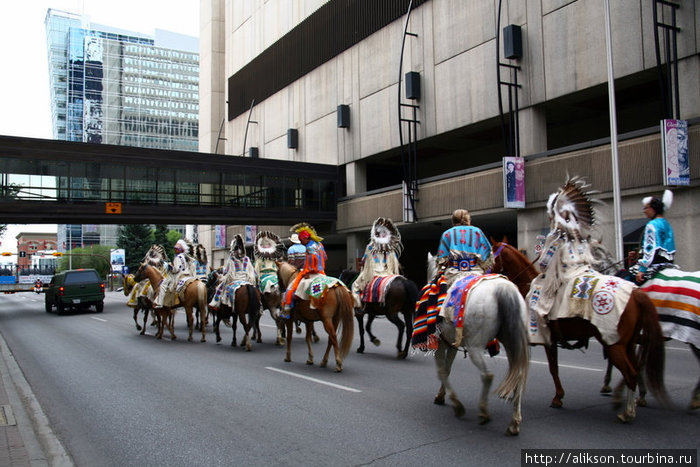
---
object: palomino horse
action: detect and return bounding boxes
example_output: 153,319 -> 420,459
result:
489,242 -> 669,422
206,270 -> 262,350
339,269 -> 418,358
419,253 -> 530,436
134,263 -> 208,342
276,261 -> 354,372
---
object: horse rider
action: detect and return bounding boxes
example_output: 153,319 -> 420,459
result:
286,233 -> 306,269
154,239 -> 196,309
351,217 -> 403,308
526,178 -> 599,346
282,223 -> 327,316
193,243 -> 209,282
254,230 -> 284,295
208,234 -> 257,312
127,244 -> 169,308
436,208 -> 493,287
629,190 -> 676,284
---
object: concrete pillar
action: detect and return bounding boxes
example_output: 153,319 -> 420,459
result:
345,232 -> 366,272
345,161 -> 367,197
519,106 -> 548,156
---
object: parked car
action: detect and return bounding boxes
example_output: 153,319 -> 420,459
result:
45,269 -> 105,314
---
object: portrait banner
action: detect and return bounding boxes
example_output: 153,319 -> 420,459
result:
215,225 -> 227,249
503,156 -> 525,208
661,119 -> 689,186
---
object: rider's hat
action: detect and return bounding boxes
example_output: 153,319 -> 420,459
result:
290,222 -> 323,242
642,190 -> 673,215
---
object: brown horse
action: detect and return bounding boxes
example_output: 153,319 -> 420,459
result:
339,269 -> 418,359
490,242 -> 669,422
276,261 -> 354,372
206,270 -> 262,350
134,263 -> 208,342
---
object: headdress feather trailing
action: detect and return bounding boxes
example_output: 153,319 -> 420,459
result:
370,217 -> 403,255
254,230 -> 284,259
185,239 -> 194,256
195,244 -> 208,265
290,222 -> 323,242
546,176 -> 596,241
642,190 -> 673,215
230,234 -> 245,258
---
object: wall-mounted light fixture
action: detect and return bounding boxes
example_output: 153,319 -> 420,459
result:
337,104 -> 350,128
249,147 -> 259,158
287,129 -> 298,149
503,24 -> 523,60
405,71 -> 420,100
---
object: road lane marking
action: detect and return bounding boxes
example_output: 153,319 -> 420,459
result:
90,317 -> 107,322
265,367 -> 362,392
493,355 -> 603,372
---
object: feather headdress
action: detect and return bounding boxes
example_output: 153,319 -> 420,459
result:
642,190 -> 673,213
546,177 -> 596,240
370,217 -> 403,255
195,244 -> 208,265
144,244 -> 169,265
254,230 -> 284,259
230,234 -> 245,258
290,222 -> 323,242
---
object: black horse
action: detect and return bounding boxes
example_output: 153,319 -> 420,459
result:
206,270 -> 262,350
339,270 -> 419,359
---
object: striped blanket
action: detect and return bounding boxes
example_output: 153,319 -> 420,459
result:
411,275 -> 448,351
641,268 -> 700,347
362,275 -> 399,304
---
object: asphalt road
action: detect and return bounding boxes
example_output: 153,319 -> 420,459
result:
0,290 -> 697,467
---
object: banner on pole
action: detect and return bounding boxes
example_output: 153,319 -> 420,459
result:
503,156 -> 525,208
661,119 -> 689,186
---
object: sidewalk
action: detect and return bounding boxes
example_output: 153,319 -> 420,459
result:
0,332 -> 73,466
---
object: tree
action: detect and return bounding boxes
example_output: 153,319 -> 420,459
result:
117,224 -> 154,273
153,224 -> 169,248
56,245 -> 112,278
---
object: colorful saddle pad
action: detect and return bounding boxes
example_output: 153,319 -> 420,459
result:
362,275 -> 399,303
411,275 -> 448,352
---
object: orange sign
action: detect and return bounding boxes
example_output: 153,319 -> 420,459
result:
106,202 -> 122,214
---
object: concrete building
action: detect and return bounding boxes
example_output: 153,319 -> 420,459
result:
198,0 -> 699,284
45,9 -> 198,252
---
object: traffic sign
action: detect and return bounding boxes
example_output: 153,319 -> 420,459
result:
106,202 -> 122,214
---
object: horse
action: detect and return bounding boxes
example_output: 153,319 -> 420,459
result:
206,270 -> 262,350
489,242 -> 669,422
134,263 -> 208,342
418,253 -> 530,436
276,261 -> 354,372
339,269 -> 418,359
123,273 -> 155,334
602,266 -> 700,410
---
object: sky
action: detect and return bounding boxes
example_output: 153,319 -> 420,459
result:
0,1 -> 200,253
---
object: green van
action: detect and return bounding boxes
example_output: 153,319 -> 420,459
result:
45,269 -> 105,314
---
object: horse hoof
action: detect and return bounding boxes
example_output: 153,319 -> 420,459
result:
600,385 -> 612,394
550,399 -> 563,409
397,351 -> 407,359
478,414 -> 491,425
505,423 -> 520,436
690,396 -> 700,410
434,395 -> 445,405
616,412 -> 634,423
636,397 -> 647,407
320,361 -> 328,368
357,347 -> 364,354
200,337 -> 206,343
306,360 -> 314,365
313,336 -> 320,343
335,366 -> 342,372
188,337 -> 193,342
284,357 -> 291,363
371,338 -> 380,347
136,325 -> 142,331
452,404 -> 465,418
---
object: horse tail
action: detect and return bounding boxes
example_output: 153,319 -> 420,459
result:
246,284 -> 260,324
634,289 -> 670,406
336,286 -> 355,360
495,280 -> 530,400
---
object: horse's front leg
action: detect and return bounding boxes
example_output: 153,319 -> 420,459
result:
691,344 -> 700,410
467,347 -> 494,425
433,339 -> 464,417
133,307 -> 141,331
307,322 -> 318,366
544,343 -> 565,408
355,313 -> 365,354
214,315 -> 222,343
284,318 -> 293,362
167,310 -> 177,340
385,312 -> 406,359
366,314 -> 380,347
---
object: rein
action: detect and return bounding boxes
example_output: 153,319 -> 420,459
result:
493,243 -> 538,283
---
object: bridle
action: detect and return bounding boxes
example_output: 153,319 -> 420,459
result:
490,242 -> 537,283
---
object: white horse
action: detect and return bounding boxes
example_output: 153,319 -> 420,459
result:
425,253 -> 530,436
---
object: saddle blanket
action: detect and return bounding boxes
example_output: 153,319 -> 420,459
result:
259,273 -> 279,295
362,275 -> 399,304
441,274 -> 502,327
528,273 -> 634,346
305,275 -> 346,309
224,280 -> 253,304
411,275 -> 448,352
642,268 -> 700,347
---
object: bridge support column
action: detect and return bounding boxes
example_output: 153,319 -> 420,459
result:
345,232 -> 366,272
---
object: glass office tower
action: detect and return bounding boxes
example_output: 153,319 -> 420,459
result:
45,9 -> 197,251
